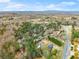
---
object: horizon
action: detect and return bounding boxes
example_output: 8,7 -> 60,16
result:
1,10 -> 79,11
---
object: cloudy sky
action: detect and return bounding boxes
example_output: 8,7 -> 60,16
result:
0,0 -> 79,11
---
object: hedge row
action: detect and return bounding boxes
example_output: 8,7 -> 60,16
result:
48,36 -> 64,46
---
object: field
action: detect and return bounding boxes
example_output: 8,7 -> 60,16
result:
0,12 -> 79,59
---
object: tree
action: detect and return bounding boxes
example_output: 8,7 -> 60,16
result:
47,22 -> 59,31
52,49 -> 57,55
15,22 -> 45,59
0,23 -> 7,35
70,55 -> 74,59
0,40 -> 19,59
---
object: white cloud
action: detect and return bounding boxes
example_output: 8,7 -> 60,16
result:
46,4 -> 62,10
0,2 -> 27,11
47,5 -> 56,9
6,3 -> 25,9
47,4 -> 56,8
0,0 -> 10,3
0,1 -> 77,11
60,2 -> 76,6
46,1 -> 76,10
0,0 -> 27,11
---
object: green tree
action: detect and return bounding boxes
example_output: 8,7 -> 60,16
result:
15,22 -> 45,59
52,49 -> 57,55
0,40 -> 19,59
70,55 -> 74,59
47,21 -> 61,31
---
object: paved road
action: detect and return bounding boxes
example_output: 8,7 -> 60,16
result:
62,26 -> 71,59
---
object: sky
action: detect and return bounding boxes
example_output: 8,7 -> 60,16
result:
0,0 -> 79,11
